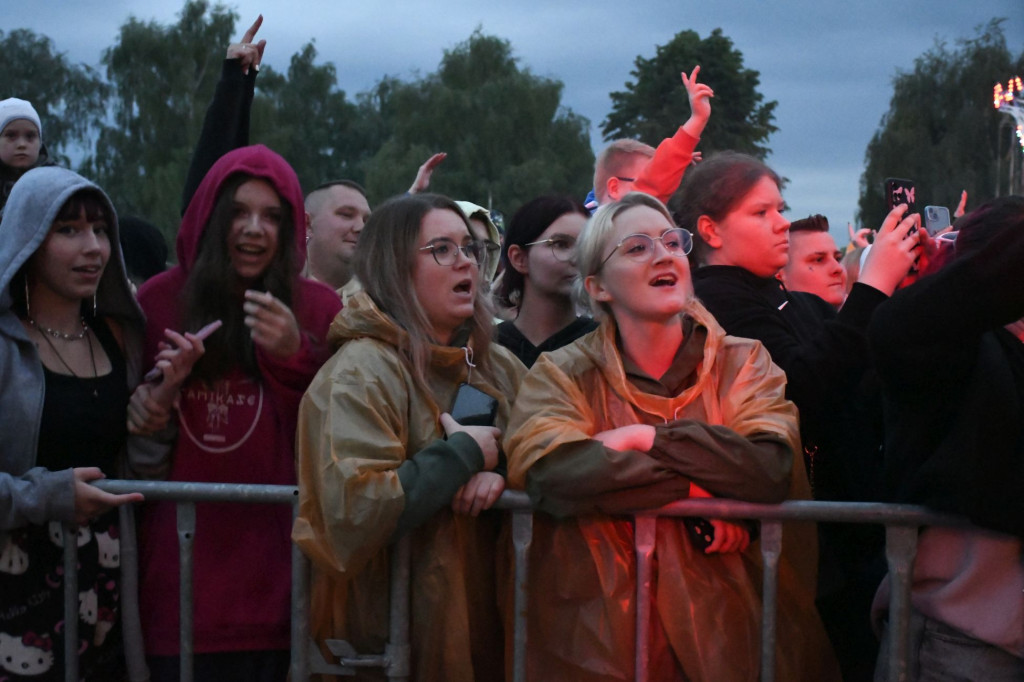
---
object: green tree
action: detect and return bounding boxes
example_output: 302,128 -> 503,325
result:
82,0 -> 237,241
0,29 -> 109,164
360,30 -> 594,212
858,19 -> 1024,228
601,28 -> 778,159
252,41 -> 369,191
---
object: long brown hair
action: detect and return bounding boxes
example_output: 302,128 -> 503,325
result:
355,193 -> 495,384
181,173 -> 297,381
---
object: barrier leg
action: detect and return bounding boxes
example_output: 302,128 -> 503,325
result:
634,517 -> 656,682
512,511 -> 533,682
759,521 -> 783,682
177,503 -> 196,682
885,525 -> 918,682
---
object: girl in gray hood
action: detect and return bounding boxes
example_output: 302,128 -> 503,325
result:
0,166 -> 145,680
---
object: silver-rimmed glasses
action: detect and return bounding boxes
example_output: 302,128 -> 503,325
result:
599,228 -> 693,268
419,238 -> 486,266
523,235 -> 577,262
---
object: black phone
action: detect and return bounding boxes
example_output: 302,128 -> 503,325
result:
449,383 -> 498,427
884,178 -> 917,217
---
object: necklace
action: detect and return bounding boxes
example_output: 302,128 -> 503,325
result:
33,322 -> 98,390
27,316 -> 88,341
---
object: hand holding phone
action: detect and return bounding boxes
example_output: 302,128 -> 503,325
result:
143,319 -> 223,383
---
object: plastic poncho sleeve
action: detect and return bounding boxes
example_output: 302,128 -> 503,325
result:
505,353 -> 691,509
650,422 -> 792,503
292,341 -> 483,577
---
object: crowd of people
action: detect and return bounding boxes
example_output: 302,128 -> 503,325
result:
1,15 -> 1022,682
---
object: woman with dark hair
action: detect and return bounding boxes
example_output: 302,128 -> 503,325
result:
672,151 -> 919,680
292,193 -> 524,681
128,145 -> 341,681
494,195 -> 596,367
506,191 -> 837,680
0,167 -> 145,679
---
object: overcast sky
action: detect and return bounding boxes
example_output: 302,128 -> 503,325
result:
8,0 -> 1023,245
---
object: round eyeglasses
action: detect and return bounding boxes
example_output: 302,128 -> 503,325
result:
599,227 -> 693,268
523,236 -> 577,262
418,238 -> 485,266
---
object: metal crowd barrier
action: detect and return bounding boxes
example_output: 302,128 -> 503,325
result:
60,481 -> 966,682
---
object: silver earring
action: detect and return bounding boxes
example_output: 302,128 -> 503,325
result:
24,277 -> 30,317
92,293 -> 97,317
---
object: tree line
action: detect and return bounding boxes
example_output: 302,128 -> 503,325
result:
2,1 -> 1018,246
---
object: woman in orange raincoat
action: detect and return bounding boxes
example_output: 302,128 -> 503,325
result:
505,192 -> 838,681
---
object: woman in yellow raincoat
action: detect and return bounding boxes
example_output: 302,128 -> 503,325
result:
505,192 -> 838,681
292,193 -> 525,681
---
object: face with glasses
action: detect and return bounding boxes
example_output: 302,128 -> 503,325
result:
509,212 -> 586,299
585,205 -> 694,322
413,208 -> 482,344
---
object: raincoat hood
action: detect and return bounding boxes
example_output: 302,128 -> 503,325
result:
176,144 -> 307,272
0,165 -> 141,325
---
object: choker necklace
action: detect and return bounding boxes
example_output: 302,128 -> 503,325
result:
27,316 -> 89,341
33,321 -> 99,389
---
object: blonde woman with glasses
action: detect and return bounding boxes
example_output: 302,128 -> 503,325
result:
505,192 -> 838,680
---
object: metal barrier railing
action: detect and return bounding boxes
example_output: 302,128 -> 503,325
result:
60,481 -> 965,682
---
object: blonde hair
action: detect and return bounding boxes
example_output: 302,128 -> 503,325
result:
574,192 -> 677,319
593,139 -> 655,204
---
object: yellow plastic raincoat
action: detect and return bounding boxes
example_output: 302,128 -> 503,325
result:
293,292 -> 525,681
505,300 -> 839,681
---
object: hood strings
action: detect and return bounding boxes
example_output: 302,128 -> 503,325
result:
462,346 -> 475,384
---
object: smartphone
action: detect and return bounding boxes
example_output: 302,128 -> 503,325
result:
884,178 -> 916,216
923,205 -> 951,236
449,383 -> 498,427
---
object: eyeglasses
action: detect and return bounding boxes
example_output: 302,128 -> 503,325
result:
419,238 -> 485,266
614,176 -> 636,182
599,228 -> 693,268
523,236 -> 576,262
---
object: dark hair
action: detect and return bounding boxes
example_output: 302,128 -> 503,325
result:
11,189 -> 112,318
669,151 -> 781,266
494,195 -> 588,308
119,216 -> 168,284
788,214 -> 829,234
182,173 -> 297,381
954,196 -> 1024,261
355,193 -> 495,384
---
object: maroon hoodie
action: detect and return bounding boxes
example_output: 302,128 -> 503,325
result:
136,145 -> 341,655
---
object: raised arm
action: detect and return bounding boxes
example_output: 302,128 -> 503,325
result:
180,15 -> 265,213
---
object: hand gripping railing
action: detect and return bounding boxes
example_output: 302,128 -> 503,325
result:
55,482 -> 965,682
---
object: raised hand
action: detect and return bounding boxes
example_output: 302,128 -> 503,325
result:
244,289 -> 301,358
408,152 -> 448,194
681,65 -> 714,135
226,14 -> 266,75
858,204 -> 920,295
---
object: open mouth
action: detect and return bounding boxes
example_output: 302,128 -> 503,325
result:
236,244 -> 266,256
453,279 -> 473,294
649,273 -> 678,287
73,264 -> 103,275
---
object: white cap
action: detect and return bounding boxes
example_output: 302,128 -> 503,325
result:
0,98 -> 42,138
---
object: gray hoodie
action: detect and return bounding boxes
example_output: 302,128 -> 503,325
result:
0,166 -> 144,533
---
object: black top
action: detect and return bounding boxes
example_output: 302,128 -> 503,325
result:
496,317 -> 599,368
692,265 -> 888,503
868,215 -> 1024,537
37,317 -> 128,476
